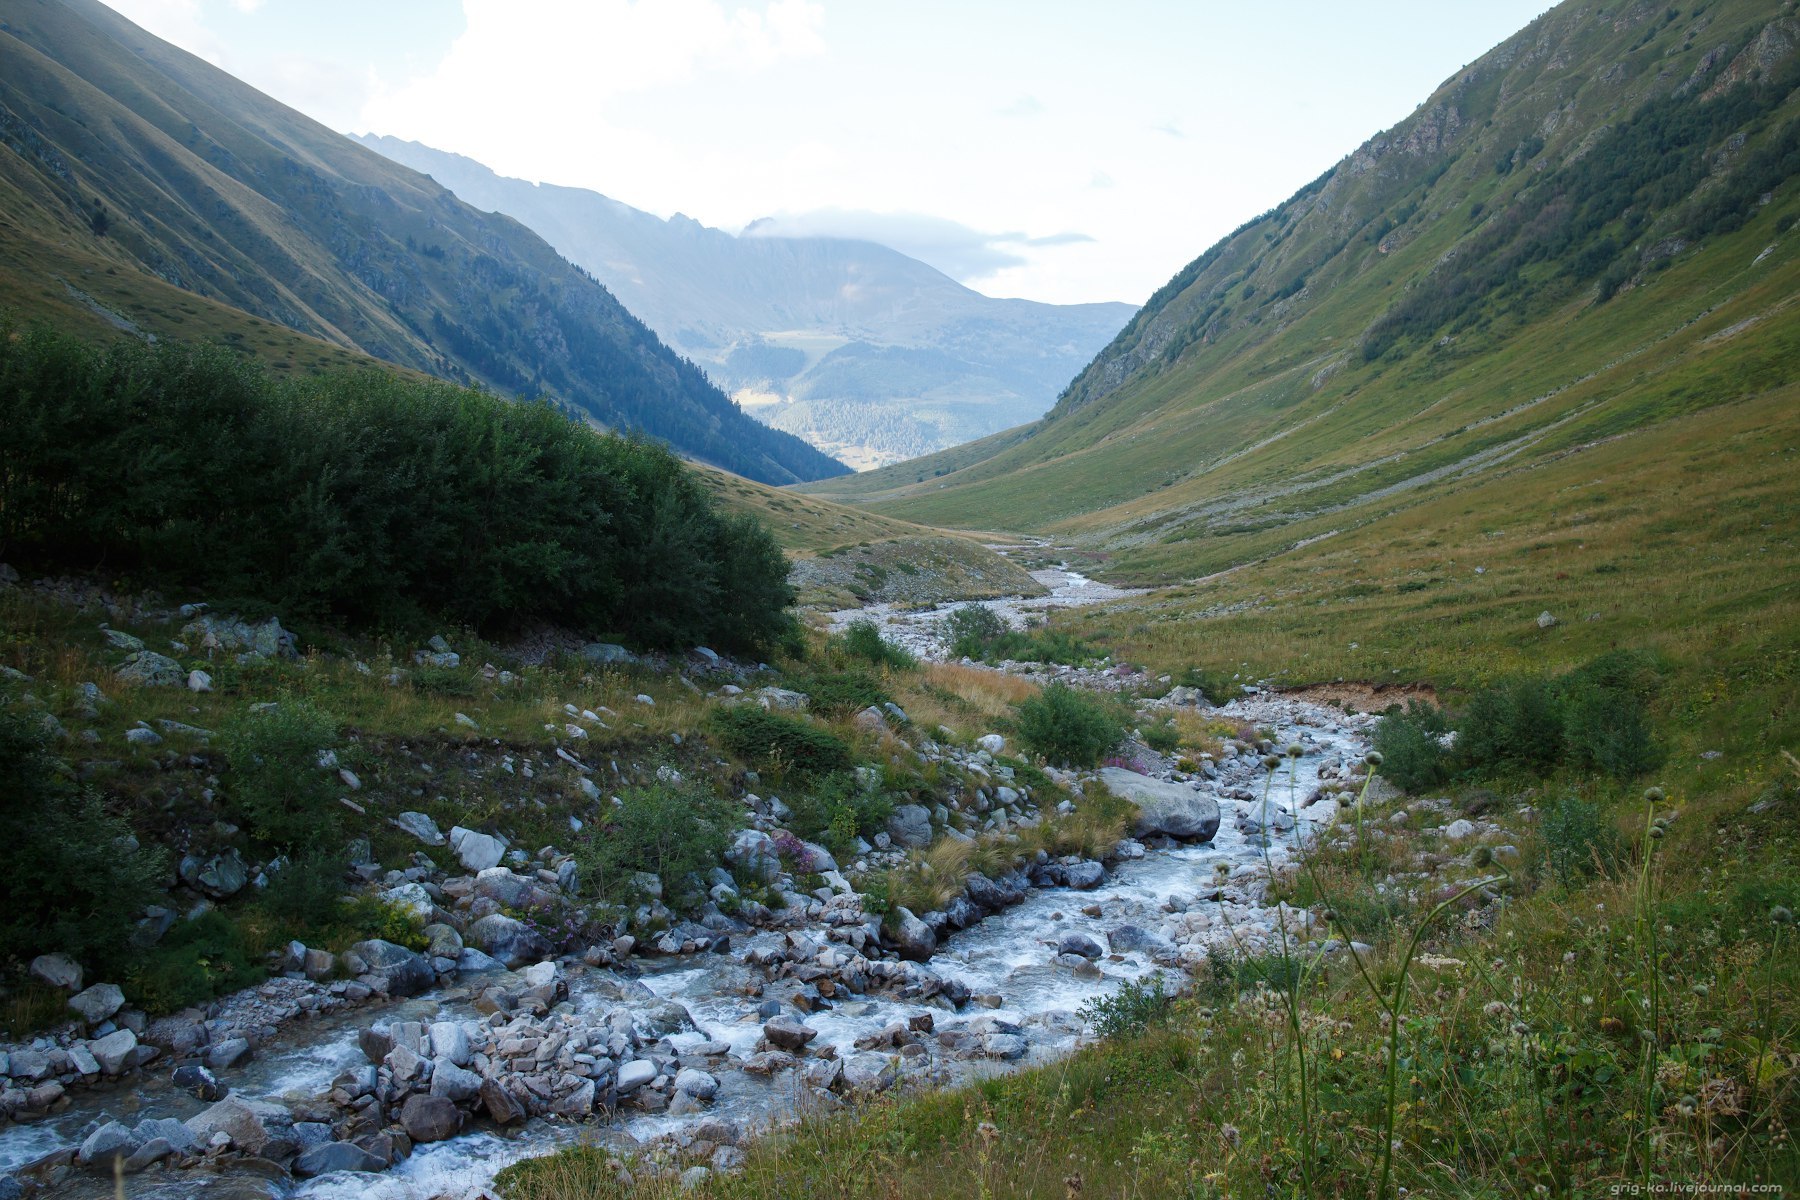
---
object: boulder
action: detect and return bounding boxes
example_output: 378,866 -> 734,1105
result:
187,1096 -> 282,1154
615,1059 -> 657,1093
1098,768 -> 1221,842
887,908 -> 937,961
1056,932 -> 1104,960
964,872 -> 1023,911
171,1064 -> 223,1100
674,1068 -> 719,1100
195,850 -> 250,898
976,734 -> 1006,755
115,651 -> 184,687
465,914 -> 549,970
347,940 -> 434,997
204,1037 -> 252,1070
399,1094 -> 461,1143
449,827 -> 507,873
392,812 -> 445,846
77,1121 -> 140,1168
841,1054 -> 897,1093
472,868 -> 558,912
131,1118 -> 198,1156
981,1033 -> 1029,1060
68,982 -> 125,1024
580,642 -> 637,666
89,1029 -> 138,1074
1064,861 -> 1105,889
29,953 -> 82,992
182,615 -> 295,659
886,804 -> 933,849
428,1058 -> 481,1103
762,1016 -> 818,1052
726,829 -> 780,881
754,686 -> 808,712
794,841 -> 838,873
428,1021 -> 471,1066
480,1078 -> 526,1126
294,1141 -> 386,1178
1106,925 -> 1179,959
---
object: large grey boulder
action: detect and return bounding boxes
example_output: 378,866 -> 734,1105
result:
68,982 -> 125,1024
449,826 -> 507,872
726,829 -> 780,881
187,1096 -> 282,1154
1106,925 -> 1180,960
472,868 -> 558,912
887,908 -> 936,961
465,914 -> 548,970
182,615 -> 296,660
580,642 -> 637,666
194,850 -> 250,898
77,1121 -> 140,1167
89,1029 -> 138,1074
762,1016 -> 817,1052
886,804 -> 932,849
1098,768 -> 1221,842
392,812 -> 445,846
428,1058 -> 481,1102
347,940 -> 434,997
399,1094 -> 460,1143
841,1054 -> 897,1093
29,954 -> 82,992
115,651 -> 184,687
1056,932 -> 1103,960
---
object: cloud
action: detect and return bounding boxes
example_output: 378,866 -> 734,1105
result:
1151,120 -> 1187,139
997,94 -> 1044,117
227,0 -> 265,12
100,0 -> 227,65
741,209 -> 1092,283
1089,170 -> 1115,189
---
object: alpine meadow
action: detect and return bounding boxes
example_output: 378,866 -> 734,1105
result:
0,2 -> 1795,1199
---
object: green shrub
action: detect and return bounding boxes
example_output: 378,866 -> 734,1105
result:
1558,651 -> 1664,780
711,705 -> 852,777
943,604 -> 1009,659
219,700 -> 343,850
1017,683 -> 1125,767
1079,977 -> 1174,1039
258,848 -> 350,930
785,773 -> 895,851
1141,721 -> 1182,754
783,666 -> 889,716
341,897 -> 431,951
0,325 -> 796,652
0,707 -> 166,971
1372,701 -> 1450,793
1456,679 -> 1564,776
124,911 -> 263,1016
573,782 -> 734,910
941,605 -> 1094,665
1538,794 -> 1622,886
838,619 -> 915,670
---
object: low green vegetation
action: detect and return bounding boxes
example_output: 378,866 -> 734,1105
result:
0,325 -> 795,652
710,705 -> 854,778
838,618 -> 917,670
1014,682 -> 1125,767
942,604 -> 1096,665
572,782 -> 735,910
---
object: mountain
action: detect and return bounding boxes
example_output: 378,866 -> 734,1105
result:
353,135 -> 1137,470
0,0 -> 846,486
802,0 -> 1800,576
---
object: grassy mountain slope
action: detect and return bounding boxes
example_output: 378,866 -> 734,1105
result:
0,0 -> 845,485
801,0 -> 1800,540
354,134 -> 1135,469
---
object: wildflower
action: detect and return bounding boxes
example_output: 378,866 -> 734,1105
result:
1261,754 -> 1281,770
1286,742 -> 1304,758
1648,826 -> 1665,840
1581,995 -> 1593,1006
1365,750 -> 1384,767
1692,983 -> 1709,998
1643,786 -> 1666,803
1773,906 -> 1794,926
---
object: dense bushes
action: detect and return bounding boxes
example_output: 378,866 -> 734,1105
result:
1373,651 -> 1664,792
0,326 -> 795,651
0,707 -> 167,972
785,773 -> 896,853
711,705 -> 853,778
572,783 -> 734,910
941,604 -> 1095,665
1016,683 -> 1125,767
219,700 -> 344,851
838,619 -> 916,670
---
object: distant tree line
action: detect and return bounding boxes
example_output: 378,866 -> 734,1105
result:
0,325 -> 797,651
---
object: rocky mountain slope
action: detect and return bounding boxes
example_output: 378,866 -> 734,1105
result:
355,135 -> 1136,469
802,0 -> 1800,559
0,0 -> 845,486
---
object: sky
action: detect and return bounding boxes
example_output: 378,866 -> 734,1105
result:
100,1 -> 1558,307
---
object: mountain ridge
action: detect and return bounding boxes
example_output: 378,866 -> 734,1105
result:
0,0 -> 845,486
353,134 -> 1135,469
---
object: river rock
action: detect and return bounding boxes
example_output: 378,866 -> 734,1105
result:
115,651 -> 183,687
888,907 -> 937,961
675,1068 -> 719,1100
348,940 -> 434,996
886,804 -> 932,849
976,734 -> 1006,754
1098,768 -> 1221,842
981,1033 -> 1030,1060
400,1094 -> 460,1143
29,954 -> 82,991
90,1029 -> 138,1074
294,1141 -> 386,1178
205,1037 -> 252,1070
580,642 -> 637,666
465,914 -> 549,970
481,1077 -> 527,1126
1106,925 -> 1179,959
551,1079 -> 596,1116
449,826 -> 507,872
393,811 -> 445,846
121,1137 -> 173,1173
172,1064 -> 223,1100
187,1096 -> 282,1154
1064,861 -> 1105,889
1056,932 -> 1104,959
182,614 -> 295,659
429,1021 -> 471,1066
841,1054 -> 896,1093
77,1121 -> 140,1167
195,850 -> 250,898
762,1016 -> 817,1051
616,1059 -> 657,1093
428,1058 -> 481,1102
132,1118 -> 199,1155
68,982 -> 125,1024
964,872 -> 1024,910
